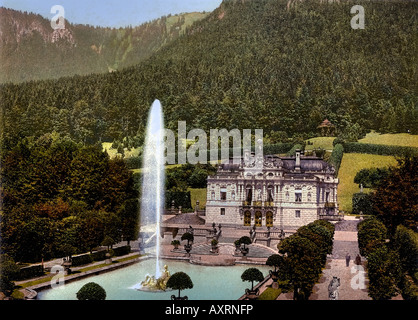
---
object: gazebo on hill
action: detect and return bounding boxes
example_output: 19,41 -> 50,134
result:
317,119 -> 336,137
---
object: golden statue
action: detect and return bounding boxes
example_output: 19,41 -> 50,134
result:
140,265 -> 171,291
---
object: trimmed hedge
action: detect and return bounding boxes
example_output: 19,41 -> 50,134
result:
343,142 -> 418,157
393,225 -> 418,278
357,218 -> 387,257
71,253 -> 93,267
328,143 -> 344,175
113,245 -> 131,257
17,265 -> 44,280
90,250 -> 107,262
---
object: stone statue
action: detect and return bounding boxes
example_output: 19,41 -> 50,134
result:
328,276 -> 340,300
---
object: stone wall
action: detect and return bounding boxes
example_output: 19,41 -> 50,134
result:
281,207 -> 319,229
205,203 -> 241,226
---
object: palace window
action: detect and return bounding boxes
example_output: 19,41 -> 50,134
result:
220,188 -> 227,201
255,211 -> 262,227
295,210 -> 301,218
266,211 -> 273,227
244,211 -> 251,226
295,189 -> 302,202
220,208 -> 225,216
246,185 -> 252,203
267,185 -> 274,202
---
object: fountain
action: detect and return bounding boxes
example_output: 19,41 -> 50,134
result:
134,99 -> 170,291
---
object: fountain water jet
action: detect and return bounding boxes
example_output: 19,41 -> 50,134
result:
135,99 -> 168,290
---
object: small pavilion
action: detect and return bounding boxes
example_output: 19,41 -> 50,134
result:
317,119 -> 336,137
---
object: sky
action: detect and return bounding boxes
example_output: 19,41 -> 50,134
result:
0,0 -> 223,27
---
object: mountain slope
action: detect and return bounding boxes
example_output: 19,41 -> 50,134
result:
0,7 -> 208,83
0,0 -> 416,147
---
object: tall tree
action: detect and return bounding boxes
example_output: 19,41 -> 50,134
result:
373,156 -> 418,237
277,234 -> 322,300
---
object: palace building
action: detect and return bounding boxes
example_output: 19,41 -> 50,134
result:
205,149 -> 339,230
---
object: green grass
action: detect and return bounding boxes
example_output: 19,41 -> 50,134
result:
258,287 -> 281,300
305,137 -> 336,151
18,254 -> 141,289
358,131 -> 418,148
102,142 -> 141,159
166,12 -> 209,36
189,188 -> 207,209
131,164 -> 183,175
337,153 -> 397,213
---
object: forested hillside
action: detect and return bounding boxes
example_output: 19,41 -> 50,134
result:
0,7 -> 208,83
0,0 -> 416,149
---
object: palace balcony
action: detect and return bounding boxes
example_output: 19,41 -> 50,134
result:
242,201 -> 275,208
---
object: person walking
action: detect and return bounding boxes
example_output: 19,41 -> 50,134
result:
355,254 -> 362,265
345,253 -> 351,267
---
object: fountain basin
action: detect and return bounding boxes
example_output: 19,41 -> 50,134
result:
37,259 -> 269,300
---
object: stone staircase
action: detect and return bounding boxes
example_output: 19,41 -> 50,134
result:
217,227 -> 252,244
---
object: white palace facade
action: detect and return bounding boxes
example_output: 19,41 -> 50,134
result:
205,149 -> 339,230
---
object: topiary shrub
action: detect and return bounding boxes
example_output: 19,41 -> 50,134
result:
181,232 -> 194,244
166,272 -> 193,299
76,282 -> 106,300
241,268 -> 265,291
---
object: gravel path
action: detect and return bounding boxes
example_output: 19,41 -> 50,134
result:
309,219 -> 371,300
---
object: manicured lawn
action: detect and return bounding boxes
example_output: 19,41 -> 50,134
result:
337,153 -> 397,213
358,131 -> 418,148
305,137 -> 336,151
